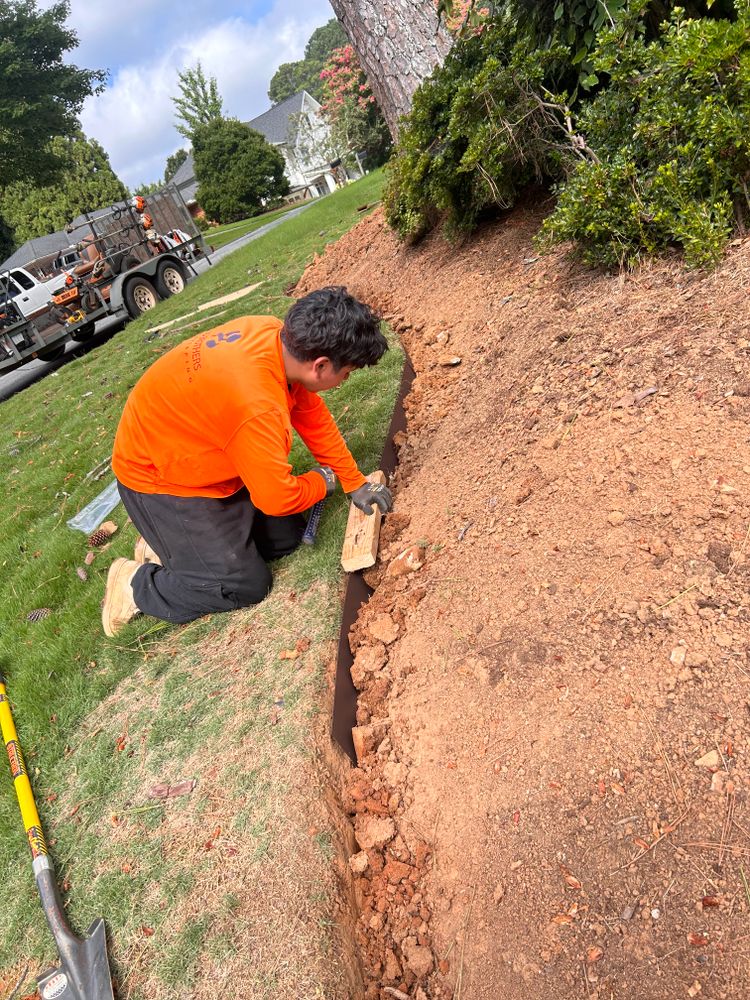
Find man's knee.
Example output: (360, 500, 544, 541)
(228, 561, 273, 608)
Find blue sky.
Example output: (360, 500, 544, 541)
(47, 0, 335, 190)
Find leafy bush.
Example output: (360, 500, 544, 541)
(540, 1, 750, 267)
(386, 0, 747, 268)
(383, 20, 570, 241)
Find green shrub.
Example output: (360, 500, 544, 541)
(540, 1, 750, 267)
(384, 20, 570, 241)
(386, 0, 747, 268)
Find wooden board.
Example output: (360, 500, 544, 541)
(341, 470, 386, 572)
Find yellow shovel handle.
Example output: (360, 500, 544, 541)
(0, 678, 48, 859)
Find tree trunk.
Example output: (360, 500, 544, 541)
(329, 0, 453, 140)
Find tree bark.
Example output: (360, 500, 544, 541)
(329, 0, 453, 140)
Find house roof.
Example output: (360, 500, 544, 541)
(1, 232, 71, 272)
(245, 90, 320, 145)
(170, 154, 198, 203)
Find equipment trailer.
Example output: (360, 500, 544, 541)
(0, 187, 207, 375)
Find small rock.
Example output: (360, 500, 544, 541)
(435, 330, 450, 346)
(670, 646, 687, 666)
(685, 652, 707, 667)
(368, 613, 399, 645)
(383, 948, 402, 982)
(402, 939, 434, 979)
(696, 750, 720, 769)
(384, 859, 414, 883)
(493, 883, 506, 903)
(355, 815, 396, 851)
(383, 760, 408, 786)
(388, 545, 426, 578)
(438, 355, 462, 367)
(348, 851, 370, 874)
(710, 771, 726, 794)
(608, 511, 626, 526)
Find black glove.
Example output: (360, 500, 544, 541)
(349, 480, 393, 515)
(311, 465, 337, 497)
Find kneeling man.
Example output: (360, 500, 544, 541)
(102, 285, 392, 636)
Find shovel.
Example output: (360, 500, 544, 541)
(0, 675, 115, 1000)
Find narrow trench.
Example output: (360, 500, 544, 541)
(313, 346, 440, 1000)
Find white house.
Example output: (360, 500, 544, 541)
(171, 90, 359, 216)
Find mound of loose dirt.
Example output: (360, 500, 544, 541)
(298, 201, 750, 1000)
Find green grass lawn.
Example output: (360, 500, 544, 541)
(205, 203, 305, 250)
(0, 169, 399, 999)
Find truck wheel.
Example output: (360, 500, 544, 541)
(70, 322, 96, 342)
(124, 277, 160, 318)
(155, 260, 186, 297)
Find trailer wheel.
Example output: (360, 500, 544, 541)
(118, 254, 141, 274)
(70, 322, 96, 342)
(124, 277, 160, 317)
(155, 260, 186, 298)
(39, 344, 66, 363)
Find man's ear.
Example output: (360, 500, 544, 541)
(311, 357, 333, 378)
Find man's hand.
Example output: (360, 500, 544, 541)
(311, 465, 337, 497)
(348, 481, 393, 515)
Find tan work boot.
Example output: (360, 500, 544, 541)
(134, 536, 162, 566)
(102, 558, 141, 637)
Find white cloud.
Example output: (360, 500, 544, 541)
(50, 0, 335, 189)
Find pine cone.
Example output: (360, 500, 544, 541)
(87, 520, 118, 548)
(27, 608, 52, 622)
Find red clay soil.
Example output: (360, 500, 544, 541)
(297, 199, 750, 1000)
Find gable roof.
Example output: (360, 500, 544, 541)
(1, 232, 71, 272)
(245, 90, 320, 145)
(170, 153, 198, 203)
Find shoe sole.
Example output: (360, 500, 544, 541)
(102, 558, 137, 637)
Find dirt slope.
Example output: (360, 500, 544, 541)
(299, 200, 750, 1000)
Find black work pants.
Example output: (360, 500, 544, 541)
(117, 482, 305, 624)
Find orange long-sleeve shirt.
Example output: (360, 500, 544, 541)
(112, 315, 366, 515)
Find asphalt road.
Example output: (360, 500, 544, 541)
(0, 202, 313, 403)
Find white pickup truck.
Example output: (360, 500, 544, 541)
(0, 265, 67, 319)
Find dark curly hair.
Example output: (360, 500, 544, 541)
(282, 286, 388, 370)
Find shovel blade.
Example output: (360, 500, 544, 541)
(37, 918, 114, 1000)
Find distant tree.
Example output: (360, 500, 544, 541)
(0, 215, 14, 261)
(134, 180, 161, 197)
(0, 132, 128, 244)
(0, 1, 105, 187)
(268, 62, 309, 105)
(164, 148, 189, 182)
(268, 18, 348, 104)
(172, 62, 224, 143)
(193, 118, 289, 223)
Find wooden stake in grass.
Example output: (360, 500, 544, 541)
(341, 470, 386, 572)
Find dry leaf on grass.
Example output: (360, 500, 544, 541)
(148, 779, 196, 800)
